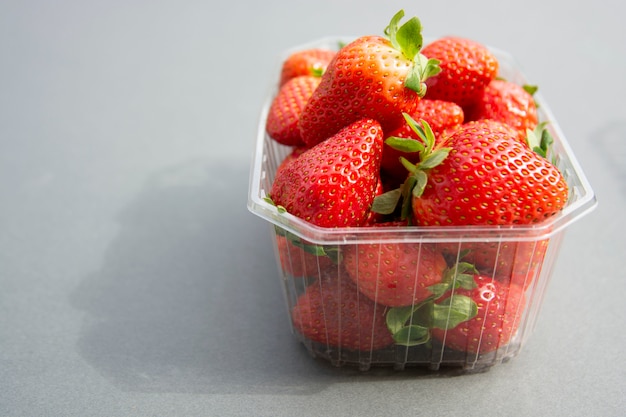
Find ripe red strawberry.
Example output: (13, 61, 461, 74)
(386, 99, 465, 140)
(266, 75, 321, 146)
(381, 99, 464, 182)
(298, 10, 441, 147)
(408, 120, 569, 226)
(275, 234, 334, 277)
(363, 178, 386, 225)
(269, 118, 383, 227)
(279, 48, 336, 86)
(457, 118, 526, 145)
(504, 241, 549, 290)
(430, 275, 526, 354)
(465, 79, 538, 140)
(422, 37, 499, 107)
(343, 238, 448, 307)
(441, 239, 549, 290)
(275, 147, 307, 177)
(291, 266, 395, 351)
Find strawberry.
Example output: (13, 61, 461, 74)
(386, 99, 465, 140)
(441, 239, 549, 290)
(342, 238, 448, 307)
(279, 48, 336, 86)
(402, 120, 569, 226)
(492, 239, 549, 290)
(381, 99, 464, 183)
(269, 118, 384, 227)
(458, 118, 527, 145)
(291, 266, 395, 351)
(422, 37, 499, 107)
(275, 147, 307, 177)
(363, 178, 386, 225)
(430, 274, 526, 354)
(275, 233, 333, 277)
(298, 10, 441, 147)
(266, 75, 321, 146)
(465, 79, 539, 140)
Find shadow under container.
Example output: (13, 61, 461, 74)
(248, 38, 597, 372)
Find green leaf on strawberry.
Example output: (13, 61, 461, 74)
(385, 291, 478, 347)
(392, 325, 431, 346)
(386, 10, 422, 60)
(386, 305, 418, 335)
(526, 121, 554, 159)
(430, 275, 526, 354)
(310, 67, 324, 78)
(400, 174, 419, 220)
(407, 54, 442, 97)
(523, 84, 539, 96)
(264, 196, 286, 213)
(384, 259, 481, 347)
(372, 115, 450, 221)
(386, 302, 432, 346)
(370, 188, 402, 215)
(431, 294, 478, 330)
(273, 227, 342, 264)
(384, 136, 426, 154)
(415, 149, 450, 171)
(384, 10, 441, 97)
(287, 234, 328, 257)
(428, 261, 478, 299)
(449, 262, 480, 290)
(399, 154, 429, 197)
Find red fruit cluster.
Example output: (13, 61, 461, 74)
(263, 10, 569, 356)
(291, 266, 395, 352)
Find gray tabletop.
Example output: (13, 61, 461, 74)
(1, 1, 624, 416)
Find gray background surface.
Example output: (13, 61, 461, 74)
(1, 1, 624, 416)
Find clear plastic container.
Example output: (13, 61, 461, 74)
(248, 37, 597, 372)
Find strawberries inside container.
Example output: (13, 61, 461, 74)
(248, 36, 597, 372)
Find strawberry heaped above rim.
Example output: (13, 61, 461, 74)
(269, 118, 384, 228)
(298, 10, 441, 148)
(372, 114, 569, 226)
(262, 9, 576, 233)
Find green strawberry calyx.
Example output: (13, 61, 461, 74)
(265, 197, 342, 262)
(428, 261, 479, 298)
(526, 121, 554, 159)
(384, 10, 441, 97)
(523, 84, 539, 96)
(310, 66, 325, 78)
(264, 196, 287, 213)
(386, 262, 479, 347)
(371, 113, 450, 222)
(274, 226, 342, 264)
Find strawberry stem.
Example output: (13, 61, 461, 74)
(523, 84, 538, 96)
(264, 196, 287, 213)
(385, 261, 481, 346)
(372, 114, 450, 220)
(407, 54, 441, 97)
(526, 122, 554, 159)
(384, 10, 441, 96)
(310, 66, 324, 78)
(276, 228, 342, 263)
(370, 188, 402, 215)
